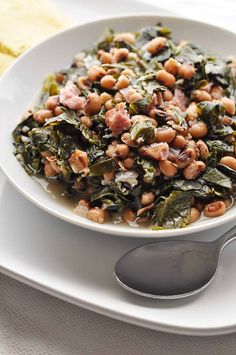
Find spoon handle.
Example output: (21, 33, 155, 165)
(216, 224, 236, 250)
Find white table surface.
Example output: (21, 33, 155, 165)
(1, 0, 236, 354)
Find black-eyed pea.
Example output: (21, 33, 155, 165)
(104, 99, 114, 111)
(183, 160, 206, 180)
(100, 92, 113, 104)
(186, 102, 198, 121)
(33, 109, 53, 124)
(100, 75, 117, 90)
(121, 132, 137, 147)
(159, 160, 177, 177)
(87, 65, 106, 82)
(114, 92, 123, 103)
(116, 75, 130, 90)
(196, 139, 209, 158)
(123, 157, 135, 169)
(146, 37, 167, 54)
(121, 69, 136, 77)
(163, 89, 174, 101)
(87, 208, 106, 224)
(114, 32, 135, 44)
(221, 97, 235, 115)
(189, 121, 208, 138)
(85, 93, 101, 114)
(54, 106, 64, 116)
(81, 115, 93, 128)
(172, 135, 187, 149)
(164, 58, 181, 75)
(122, 209, 136, 222)
(189, 207, 201, 223)
(219, 156, 236, 170)
(191, 90, 212, 102)
(113, 48, 129, 63)
(115, 144, 130, 158)
(203, 201, 226, 217)
(156, 69, 176, 88)
(45, 95, 59, 111)
(100, 52, 113, 64)
(129, 91, 143, 103)
(211, 85, 224, 100)
(141, 192, 155, 206)
(178, 63, 196, 79)
(155, 126, 176, 143)
(107, 68, 121, 76)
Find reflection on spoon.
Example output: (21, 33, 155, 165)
(114, 225, 236, 299)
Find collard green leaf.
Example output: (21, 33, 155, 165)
(96, 28, 114, 51)
(202, 168, 232, 189)
(175, 45, 200, 64)
(91, 185, 130, 212)
(89, 158, 118, 176)
(173, 179, 213, 197)
(130, 120, 155, 142)
(217, 164, 236, 180)
(137, 158, 156, 184)
(129, 96, 152, 115)
(205, 140, 234, 167)
(45, 109, 100, 145)
(45, 110, 80, 127)
(155, 45, 172, 62)
(79, 124, 100, 145)
(151, 191, 191, 228)
(198, 101, 228, 138)
(12, 115, 39, 141)
(205, 59, 230, 86)
(87, 145, 104, 162)
(198, 101, 224, 128)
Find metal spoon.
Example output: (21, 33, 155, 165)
(114, 224, 236, 299)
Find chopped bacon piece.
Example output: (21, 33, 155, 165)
(139, 142, 169, 161)
(69, 149, 88, 174)
(105, 103, 131, 136)
(59, 80, 85, 110)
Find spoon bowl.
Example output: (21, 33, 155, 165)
(115, 225, 236, 299)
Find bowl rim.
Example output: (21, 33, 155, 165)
(0, 13, 236, 238)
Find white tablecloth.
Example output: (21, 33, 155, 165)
(1, 0, 236, 354)
(2, 273, 236, 355)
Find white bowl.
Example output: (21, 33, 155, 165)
(0, 14, 235, 238)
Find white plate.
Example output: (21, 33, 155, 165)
(0, 169, 236, 336)
(0, 14, 235, 237)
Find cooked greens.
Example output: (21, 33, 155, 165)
(13, 24, 236, 228)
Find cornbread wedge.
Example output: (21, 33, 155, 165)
(0, 0, 72, 73)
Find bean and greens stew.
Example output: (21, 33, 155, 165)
(13, 24, 236, 228)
